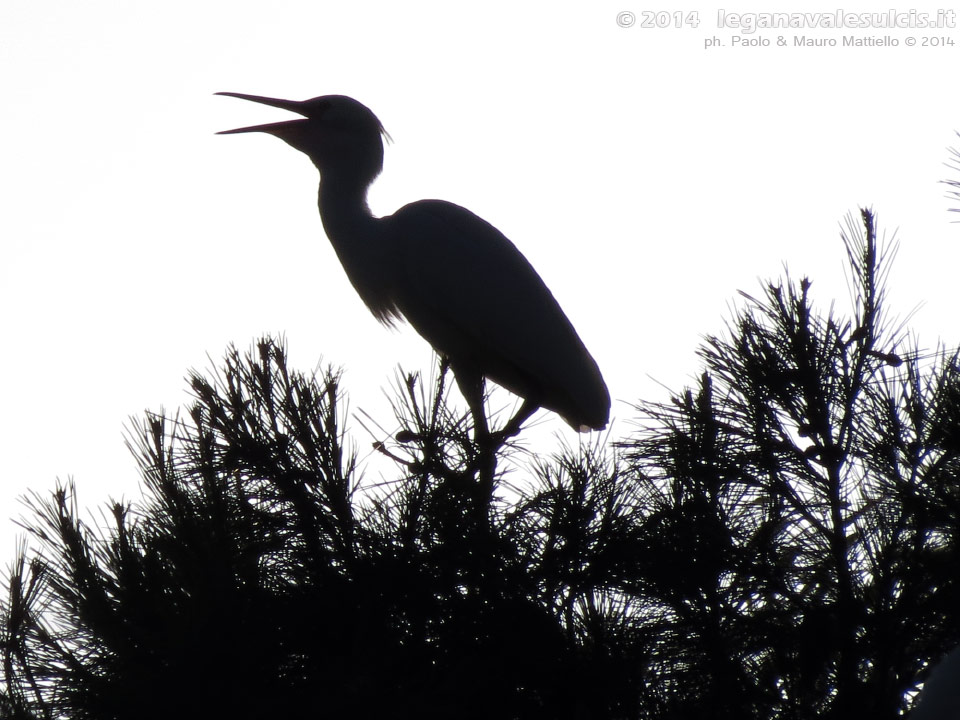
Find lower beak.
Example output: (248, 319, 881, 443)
(216, 119, 308, 136)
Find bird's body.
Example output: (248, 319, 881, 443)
(912, 645, 960, 719)
(218, 92, 609, 434)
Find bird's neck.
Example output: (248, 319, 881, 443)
(317, 175, 377, 242)
(316, 174, 398, 323)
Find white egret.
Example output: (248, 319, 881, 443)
(217, 92, 610, 439)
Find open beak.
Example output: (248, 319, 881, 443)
(215, 92, 307, 135)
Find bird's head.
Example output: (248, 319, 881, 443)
(217, 92, 390, 186)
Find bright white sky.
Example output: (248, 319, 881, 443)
(1, 1, 959, 564)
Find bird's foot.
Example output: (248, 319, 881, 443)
(395, 429, 421, 444)
(488, 400, 538, 445)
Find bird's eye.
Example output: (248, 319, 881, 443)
(301, 97, 331, 118)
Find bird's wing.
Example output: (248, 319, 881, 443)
(383, 200, 609, 429)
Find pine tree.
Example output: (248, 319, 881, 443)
(2, 210, 958, 719)
(619, 209, 960, 718)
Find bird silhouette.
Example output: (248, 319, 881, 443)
(217, 92, 610, 440)
(912, 645, 960, 719)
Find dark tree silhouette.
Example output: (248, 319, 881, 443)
(944, 131, 960, 220)
(2, 209, 959, 719)
(619, 210, 960, 719)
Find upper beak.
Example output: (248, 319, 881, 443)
(215, 92, 306, 135)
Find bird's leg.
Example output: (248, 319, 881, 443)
(465, 387, 496, 483)
(468, 395, 491, 442)
(452, 368, 498, 502)
(451, 366, 490, 442)
(492, 399, 538, 443)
